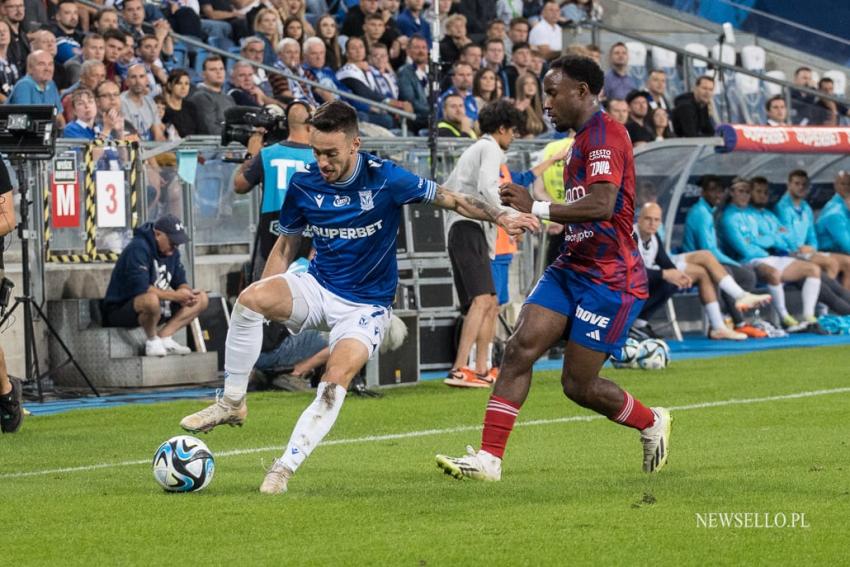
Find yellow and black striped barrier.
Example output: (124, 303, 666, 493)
(44, 140, 141, 263)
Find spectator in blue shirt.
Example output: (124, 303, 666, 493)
(7, 50, 67, 128)
(62, 88, 100, 139)
(302, 36, 341, 106)
(396, 0, 432, 47)
(438, 61, 478, 121)
(603, 42, 638, 101)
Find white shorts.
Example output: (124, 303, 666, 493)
(671, 253, 688, 273)
(279, 271, 391, 357)
(748, 256, 796, 273)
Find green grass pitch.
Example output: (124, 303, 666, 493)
(2, 346, 848, 565)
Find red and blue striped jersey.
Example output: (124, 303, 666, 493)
(552, 111, 648, 299)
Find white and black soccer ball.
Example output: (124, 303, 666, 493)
(153, 435, 215, 492)
(637, 338, 671, 370)
(611, 337, 642, 369)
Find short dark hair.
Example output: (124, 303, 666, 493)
(442, 92, 463, 110)
(140, 34, 158, 45)
(478, 99, 523, 135)
(308, 100, 359, 137)
(512, 41, 530, 54)
(103, 28, 127, 43)
(787, 169, 808, 181)
(700, 174, 723, 191)
(484, 38, 504, 50)
(818, 77, 833, 88)
(408, 33, 428, 46)
(765, 94, 784, 112)
(609, 41, 627, 53)
(549, 55, 604, 95)
(202, 55, 223, 70)
(122, 0, 142, 8)
(794, 66, 812, 76)
(461, 42, 481, 56)
(487, 19, 504, 30)
(695, 75, 715, 87)
(363, 12, 384, 23)
(750, 176, 768, 186)
(509, 17, 529, 29)
(83, 32, 103, 46)
(95, 7, 118, 22)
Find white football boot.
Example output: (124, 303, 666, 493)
(640, 407, 672, 473)
(180, 392, 247, 433)
(436, 445, 502, 481)
(260, 459, 292, 495)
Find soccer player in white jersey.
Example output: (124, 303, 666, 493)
(179, 100, 539, 494)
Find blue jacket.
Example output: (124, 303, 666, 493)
(751, 207, 795, 254)
(396, 63, 429, 122)
(718, 204, 770, 263)
(396, 9, 432, 46)
(104, 223, 187, 306)
(816, 194, 850, 254)
(682, 197, 739, 266)
(774, 192, 817, 250)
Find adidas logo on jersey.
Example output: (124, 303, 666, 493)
(585, 329, 601, 341)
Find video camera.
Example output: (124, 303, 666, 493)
(221, 105, 288, 148)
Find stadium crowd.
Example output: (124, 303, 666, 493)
(0, 0, 845, 142)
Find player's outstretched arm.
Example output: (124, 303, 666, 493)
(261, 234, 303, 279)
(433, 186, 540, 236)
(501, 181, 618, 224)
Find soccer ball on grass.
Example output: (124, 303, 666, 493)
(153, 435, 215, 492)
(636, 338, 670, 370)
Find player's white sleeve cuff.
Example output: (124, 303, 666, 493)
(278, 225, 306, 235)
(422, 179, 438, 203)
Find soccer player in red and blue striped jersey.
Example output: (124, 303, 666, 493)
(437, 56, 672, 481)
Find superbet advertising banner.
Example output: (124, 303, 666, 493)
(717, 124, 850, 153)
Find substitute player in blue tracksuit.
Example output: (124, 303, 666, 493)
(180, 100, 539, 494)
(816, 172, 850, 288)
(682, 175, 765, 337)
(719, 178, 821, 331)
(771, 170, 850, 290)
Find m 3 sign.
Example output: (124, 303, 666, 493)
(51, 152, 80, 229)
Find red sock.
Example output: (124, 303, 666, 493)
(610, 390, 655, 430)
(480, 395, 521, 459)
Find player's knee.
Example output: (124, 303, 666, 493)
(763, 268, 781, 285)
(237, 283, 267, 314)
(808, 263, 821, 278)
(561, 372, 595, 405)
(320, 365, 352, 386)
(503, 333, 537, 366)
(693, 250, 711, 265)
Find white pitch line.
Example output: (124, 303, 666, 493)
(3, 386, 849, 480)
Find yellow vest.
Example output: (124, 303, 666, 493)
(437, 121, 477, 139)
(541, 137, 574, 204)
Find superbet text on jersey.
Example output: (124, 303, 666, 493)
(553, 111, 648, 298)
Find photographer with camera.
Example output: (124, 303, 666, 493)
(233, 99, 315, 281)
(0, 158, 23, 433)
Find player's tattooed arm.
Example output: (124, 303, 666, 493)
(262, 233, 303, 279)
(433, 186, 540, 235)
